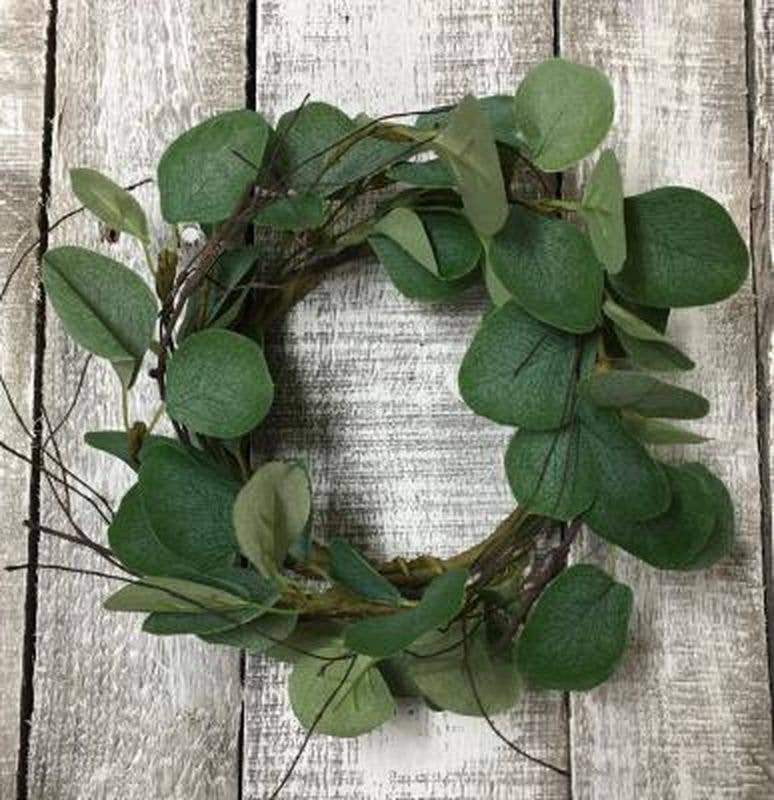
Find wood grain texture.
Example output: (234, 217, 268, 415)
(25, 3, 247, 798)
(0, 1, 48, 796)
(244, 2, 570, 798)
(562, 2, 774, 798)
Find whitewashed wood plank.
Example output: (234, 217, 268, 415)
(26, 3, 248, 798)
(562, 3, 774, 798)
(244, 2, 570, 798)
(0, 1, 48, 796)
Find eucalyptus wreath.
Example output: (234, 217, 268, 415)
(6, 58, 747, 791)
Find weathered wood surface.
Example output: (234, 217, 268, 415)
(243, 2, 570, 798)
(24, 2, 247, 798)
(564, 2, 774, 798)
(0, 1, 772, 799)
(0, 2, 48, 798)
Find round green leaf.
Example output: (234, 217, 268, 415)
(139, 442, 240, 570)
(387, 159, 455, 188)
(368, 233, 475, 302)
(610, 187, 749, 308)
(505, 423, 597, 521)
(407, 623, 522, 716)
(679, 464, 735, 569)
(578, 371, 709, 419)
(42, 246, 157, 387)
(70, 167, 149, 241)
(584, 463, 718, 570)
(158, 110, 270, 223)
(459, 302, 591, 429)
(489, 206, 603, 334)
(516, 564, 633, 690)
(166, 329, 274, 439)
(581, 150, 626, 272)
(289, 653, 395, 738)
(513, 59, 614, 172)
(344, 569, 468, 658)
(233, 461, 312, 579)
(373, 207, 439, 275)
(421, 210, 482, 280)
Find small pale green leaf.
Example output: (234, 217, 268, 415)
(407, 623, 522, 716)
(516, 564, 633, 690)
(579, 371, 709, 419)
(289, 652, 395, 737)
(432, 95, 508, 236)
(328, 539, 403, 606)
(610, 188, 749, 308)
(104, 576, 247, 613)
(158, 110, 270, 223)
(166, 329, 274, 439)
(459, 301, 592, 429)
(484, 256, 511, 306)
(344, 569, 468, 658)
(513, 59, 614, 172)
(373, 208, 439, 275)
(581, 150, 626, 272)
(70, 167, 149, 241)
(139, 442, 240, 570)
(253, 193, 326, 230)
(489, 206, 603, 334)
(233, 461, 312, 579)
(42, 246, 157, 387)
(621, 414, 709, 445)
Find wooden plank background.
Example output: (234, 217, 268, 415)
(0, 1, 772, 798)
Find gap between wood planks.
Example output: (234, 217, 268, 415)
(745, 0, 774, 736)
(14, 2, 58, 799)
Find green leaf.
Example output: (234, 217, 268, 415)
(421, 211, 482, 280)
(407, 623, 522, 716)
(158, 110, 270, 223)
(459, 301, 592, 429)
(516, 564, 633, 690)
(415, 95, 522, 150)
(104, 576, 247, 613)
(581, 150, 626, 272)
(610, 188, 749, 308)
(513, 58, 614, 172)
(200, 613, 298, 652)
(621, 414, 709, 445)
(678, 464, 735, 569)
(143, 605, 262, 636)
(579, 371, 709, 419)
(368, 233, 475, 302)
(616, 328, 694, 372)
(139, 442, 240, 570)
(289, 652, 395, 737)
(432, 95, 508, 236)
(42, 246, 157, 388)
(505, 423, 597, 521)
(70, 167, 149, 241)
(265, 621, 345, 664)
(484, 256, 511, 306)
(276, 102, 411, 195)
(233, 461, 312, 579)
(387, 159, 455, 188)
(373, 208, 439, 275)
(489, 206, 603, 334)
(328, 539, 403, 606)
(578, 401, 671, 521)
(584, 463, 719, 569)
(344, 569, 468, 658)
(253, 193, 326, 230)
(84, 430, 173, 471)
(166, 329, 274, 439)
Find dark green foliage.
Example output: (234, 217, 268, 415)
(328, 539, 403, 606)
